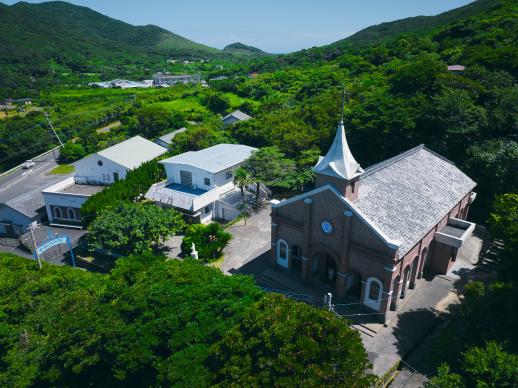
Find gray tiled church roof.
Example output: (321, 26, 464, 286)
(354, 145, 476, 257)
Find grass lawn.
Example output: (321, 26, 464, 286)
(49, 164, 75, 174)
(223, 92, 259, 109)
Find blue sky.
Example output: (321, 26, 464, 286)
(3, 0, 474, 53)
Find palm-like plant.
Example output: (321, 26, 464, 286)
(233, 167, 253, 205)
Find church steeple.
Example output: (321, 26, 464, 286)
(313, 120, 363, 200)
(313, 120, 363, 180)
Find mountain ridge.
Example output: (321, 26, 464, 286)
(329, 0, 504, 49)
(223, 42, 269, 56)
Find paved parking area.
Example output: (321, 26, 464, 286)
(221, 207, 271, 274)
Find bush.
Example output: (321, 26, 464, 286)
(88, 202, 185, 255)
(181, 223, 232, 261)
(81, 160, 164, 225)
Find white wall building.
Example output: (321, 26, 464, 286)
(42, 136, 167, 226)
(146, 144, 257, 223)
(42, 177, 105, 226)
(74, 136, 167, 185)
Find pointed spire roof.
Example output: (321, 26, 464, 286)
(313, 121, 364, 180)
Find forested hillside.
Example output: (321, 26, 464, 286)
(0, 1, 220, 95)
(223, 42, 269, 57)
(333, 0, 505, 48)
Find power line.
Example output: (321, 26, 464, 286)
(44, 112, 64, 147)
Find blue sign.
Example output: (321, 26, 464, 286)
(321, 221, 333, 234)
(34, 230, 76, 267)
(36, 236, 68, 256)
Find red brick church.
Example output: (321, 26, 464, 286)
(270, 120, 476, 321)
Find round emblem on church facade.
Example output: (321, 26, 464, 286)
(321, 221, 333, 234)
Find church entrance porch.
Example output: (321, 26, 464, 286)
(312, 252, 337, 285)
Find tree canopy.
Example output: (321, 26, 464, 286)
(88, 202, 185, 255)
(0, 253, 374, 387)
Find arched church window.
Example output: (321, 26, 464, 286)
(276, 239, 289, 268)
(369, 280, 380, 300)
(364, 277, 383, 311)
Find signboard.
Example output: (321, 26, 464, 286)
(36, 236, 68, 256)
(33, 230, 76, 267)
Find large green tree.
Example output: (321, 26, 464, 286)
(244, 147, 295, 207)
(88, 202, 185, 255)
(428, 342, 518, 388)
(209, 293, 375, 387)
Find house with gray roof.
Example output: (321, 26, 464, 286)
(146, 144, 257, 223)
(74, 135, 167, 185)
(40, 136, 167, 227)
(0, 176, 65, 237)
(154, 128, 187, 149)
(222, 109, 252, 125)
(269, 120, 476, 322)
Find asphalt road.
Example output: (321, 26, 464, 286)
(0, 149, 67, 203)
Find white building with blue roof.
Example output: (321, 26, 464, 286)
(146, 144, 257, 223)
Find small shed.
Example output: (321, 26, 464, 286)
(221, 110, 252, 126)
(155, 128, 187, 149)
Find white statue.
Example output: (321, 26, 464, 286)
(190, 243, 199, 260)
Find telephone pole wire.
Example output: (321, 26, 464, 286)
(44, 112, 64, 148)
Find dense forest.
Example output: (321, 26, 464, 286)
(0, 253, 374, 386)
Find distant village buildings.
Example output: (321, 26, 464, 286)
(152, 73, 201, 87)
(88, 79, 153, 89)
(447, 65, 466, 73)
(154, 128, 187, 149)
(270, 121, 476, 322)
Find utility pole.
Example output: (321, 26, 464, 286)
(28, 222, 42, 270)
(44, 112, 64, 148)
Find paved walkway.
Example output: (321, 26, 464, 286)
(221, 207, 271, 274)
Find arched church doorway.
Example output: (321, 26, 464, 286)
(344, 270, 362, 297)
(313, 252, 337, 285)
